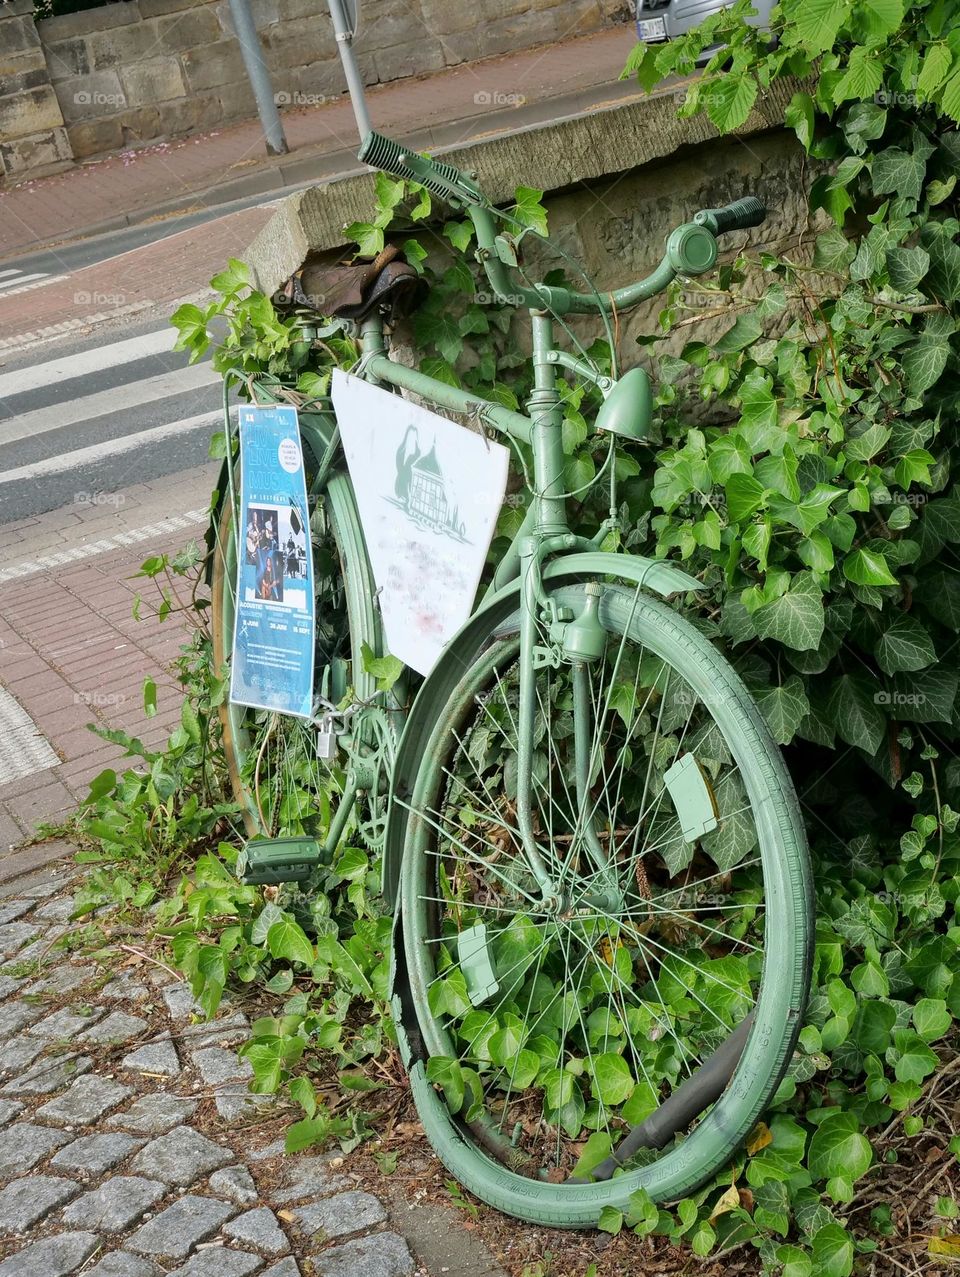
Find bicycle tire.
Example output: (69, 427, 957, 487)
(398, 581, 813, 1226)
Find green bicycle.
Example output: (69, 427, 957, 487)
(209, 133, 814, 1227)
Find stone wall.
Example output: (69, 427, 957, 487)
(32, 0, 629, 163)
(0, 0, 73, 179)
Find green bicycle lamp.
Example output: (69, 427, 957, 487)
(595, 366, 653, 441)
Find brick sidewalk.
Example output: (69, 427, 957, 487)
(0, 202, 274, 353)
(0, 468, 214, 850)
(0, 25, 636, 261)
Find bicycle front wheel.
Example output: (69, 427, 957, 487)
(399, 581, 813, 1226)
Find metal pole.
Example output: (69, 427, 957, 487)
(327, 0, 372, 142)
(228, 0, 288, 156)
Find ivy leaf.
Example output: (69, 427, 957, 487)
(814, 227, 856, 273)
(715, 312, 764, 353)
(754, 676, 811, 745)
(426, 1056, 465, 1113)
(443, 220, 473, 253)
(598, 1205, 623, 1235)
(808, 1112, 873, 1183)
(344, 221, 385, 258)
(360, 641, 403, 692)
(706, 74, 758, 132)
(843, 547, 898, 586)
(872, 146, 928, 202)
(885, 245, 930, 293)
(828, 674, 886, 754)
(921, 222, 960, 300)
(509, 186, 548, 237)
(902, 314, 954, 396)
(874, 614, 936, 674)
(725, 472, 766, 522)
(913, 998, 952, 1043)
(752, 573, 826, 651)
(590, 1053, 635, 1106)
(811, 1222, 855, 1277)
(267, 919, 316, 967)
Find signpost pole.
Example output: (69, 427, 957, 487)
(228, 0, 288, 155)
(326, 0, 373, 141)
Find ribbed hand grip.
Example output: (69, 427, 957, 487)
(711, 196, 767, 232)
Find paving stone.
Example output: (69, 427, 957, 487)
(249, 1139, 286, 1162)
(0, 921, 39, 956)
(0, 1229, 99, 1277)
(0, 900, 35, 925)
(34, 896, 77, 923)
(0, 999, 42, 1035)
(85, 1252, 163, 1277)
(209, 1164, 259, 1204)
(2, 1053, 92, 1095)
(126, 1193, 235, 1259)
(224, 1206, 289, 1255)
(52, 1131, 145, 1175)
(0, 1174, 80, 1233)
(192, 1046, 251, 1086)
(0, 1120, 72, 1176)
(0, 976, 24, 1000)
(262, 1262, 300, 1277)
(102, 977, 150, 1002)
(272, 1156, 349, 1203)
(212, 1089, 275, 1122)
(292, 1190, 386, 1240)
(310, 1231, 413, 1277)
(181, 1013, 250, 1046)
(0, 1034, 44, 1074)
(167, 1246, 260, 1277)
(0, 1100, 23, 1127)
(36, 1074, 132, 1125)
(167, 1250, 264, 1277)
(12, 926, 67, 963)
(131, 1125, 232, 1185)
(62, 1175, 168, 1232)
(162, 984, 205, 1019)
(106, 1094, 196, 1135)
(27, 1006, 103, 1040)
(121, 1041, 180, 1076)
(24, 965, 96, 996)
(78, 1011, 148, 1045)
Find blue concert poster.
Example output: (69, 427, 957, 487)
(229, 404, 315, 718)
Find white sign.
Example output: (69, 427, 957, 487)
(332, 370, 510, 676)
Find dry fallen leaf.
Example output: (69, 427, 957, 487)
(709, 1183, 741, 1222)
(746, 1122, 773, 1155)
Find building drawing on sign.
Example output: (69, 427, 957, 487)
(390, 425, 468, 542)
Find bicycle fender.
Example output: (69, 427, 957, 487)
(381, 550, 704, 908)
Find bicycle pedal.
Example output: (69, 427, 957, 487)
(237, 837, 324, 885)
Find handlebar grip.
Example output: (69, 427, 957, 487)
(695, 197, 767, 234)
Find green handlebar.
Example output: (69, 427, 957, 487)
(356, 131, 762, 315)
(694, 197, 767, 235)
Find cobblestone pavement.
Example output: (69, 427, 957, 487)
(0, 853, 427, 1277)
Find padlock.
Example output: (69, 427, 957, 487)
(315, 713, 337, 760)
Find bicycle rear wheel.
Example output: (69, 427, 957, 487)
(398, 580, 812, 1226)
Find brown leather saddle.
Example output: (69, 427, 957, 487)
(277, 244, 424, 321)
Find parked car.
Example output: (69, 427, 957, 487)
(635, 0, 775, 51)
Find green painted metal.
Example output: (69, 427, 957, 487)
(398, 582, 813, 1225)
(211, 132, 812, 1225)
(664, 753, 720, 843)
(238, 837, 324, 884)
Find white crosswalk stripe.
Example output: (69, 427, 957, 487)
(0, 266, 67, 298)
(0, 320, 225, 524)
